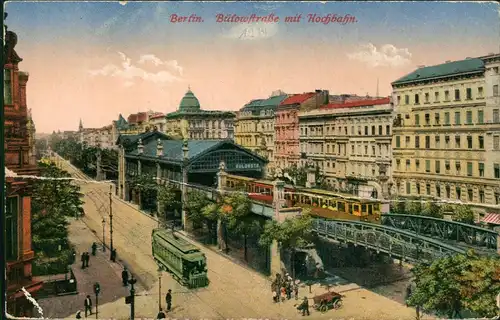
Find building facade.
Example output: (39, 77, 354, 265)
(4, 23, 43, 317)
(165, 88, 236, 140)
(274, 90, 329, 169)
(392, 55, 500, 214)
(234, 93, 287, 166)
(79, 119, 116, 149)
(298, 98, 393, 198)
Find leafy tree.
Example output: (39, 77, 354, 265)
(129, 174, 158, 210)
(408, 250, 500, 318)
(283, 164, 307, 187)
(390, 198, 407, 214)
(452, 205, 475, 224)
(184, 190, 212, 227)
(405, 200, 423, 215)
(259, 211, 313, 277)
(157, 184, 181, 218)
(422, 202, 443, 218)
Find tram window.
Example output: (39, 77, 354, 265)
(368, 205, 373, 215)
(354, 205, 360, 213)
(338, 201, 345, 212)
(361, 204, 367, 213)
(373, 204, 379, 211)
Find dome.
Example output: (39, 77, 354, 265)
(178, 89, 201, 111)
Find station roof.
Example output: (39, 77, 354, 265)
(116, 131, 171, 149)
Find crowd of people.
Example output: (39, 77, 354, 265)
(270, 272, 310, 316)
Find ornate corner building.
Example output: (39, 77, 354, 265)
(4, 21, 43, 316)
(391, 54, 500, 215)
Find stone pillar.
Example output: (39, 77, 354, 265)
(181, 139, 189, 230)
(156, 162, 162, 219)
(216, 161, 228, 250)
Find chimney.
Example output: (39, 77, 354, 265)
(138, 138, 144, 155)
(156, 138, 163, 157)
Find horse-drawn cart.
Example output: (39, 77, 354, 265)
(313, 291, 343, 313)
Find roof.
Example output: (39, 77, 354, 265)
(240, 95, 288, 112)
(482, 213, 500, 225)
(128, 112, 149, 124)
(126, 139, 268, 165)
(392, 58, 485, 85)
(321, 97, 391, 109)
(149, 113, 165, 120)
(179, 89, 201, 111)
(280, 92, 316, 106)
(165, 109, 236, 119)
(116, 131, 170, 148)
(114, 114, 129, 130)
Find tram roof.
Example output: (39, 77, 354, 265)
(155, 229, 200, 254)
(301, 188, 379, 202)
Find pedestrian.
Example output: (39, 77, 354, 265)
(84, 295, 92, 317)
(272, 290, 277, 303)
(286, 282, 292, 300)
(81, 253, 86, 269)
(91, 242, 97, 256)
(111, 248, 117, 262)
(122, 267, 129, 287)
(84, 252, 90, 267)
(300, 297, 310, 316)
(75, 310, 82, 319)
(157, 308, 166, 319)
(280, 286, 286, 302)
(294, 281, 299, 300)
(166, 289, 172, 312)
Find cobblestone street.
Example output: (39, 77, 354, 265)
(53, 157, 432, 320)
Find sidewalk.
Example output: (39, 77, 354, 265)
(38, 219, 132, 319)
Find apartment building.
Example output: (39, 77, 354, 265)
(392, 54, 500, 213)
(298, 98, 393, 198)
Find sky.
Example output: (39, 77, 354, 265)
(4, 1, 500, 133)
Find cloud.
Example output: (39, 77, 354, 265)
(347, 43, 412, 67)
(222, 22, 278, 40)
(138, 54, 183, 76)
(88, 52, 183, 86)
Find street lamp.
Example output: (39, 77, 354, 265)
(102, 218, 106, 252)
(157, 268, 162, 311)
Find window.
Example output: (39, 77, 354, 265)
(436, 185, 441, 198)
(478, 87, 484, 98)
(405, 95, 409, 104)
(496, 193, 500, 205)
(425, 113, 430, 125)
(371, 126, 375, 135)
(494, 85, 499, 97)
(425, 93, 429, 103)
(495, 164, 500, 179)
(425, 160, 431, 173)
(456, 161, 461, 173)
(455, 136, 461, 148)
(495, 67, 499, 74)
(445, 90, 450, 101)
(479, 163, 484, 177)
(415, 136, 420, 148)
(364, 126, 368, 135)
(416, 159, 420, 170)
(444, 112, 450, 125)
(494, 136, 500, 150)
(479, 136, 484, 149)
(494, 109, 500, 123)
(386, 125, 390, 135)
(397, 95, 401, 104)
(467, 136, 472, 149)
(351, 145, 355, 154)
(396, 159, 401, 170)
(406, 159, 410, 170)
(435, 135, 440, 148)
(435, 160, 440, 173)
(378, 125, 382, 135)
(372, 146, 375, 155)
(425, 136, 430, 149)
(467, 189, 473, 202)
(455, 112, 461, 125)
(415, 114, 420, 126)
(466, 88, 472, 100)
(479, 189, 485, 203)
(405, 136, 410, 146)
(416, 183, 421, 195)
(406, 182, 411, 194)
(4, 69, 12, 105)
(415, 94, 420, 104)
(466, 111, 472, 124)
(435, 91, 439, 102)
(454, 89, 460, 101)
(6, 197, 18, 261)
(446, 185, 451, 198)
(456, 187, 461, 200)
(365, 146, 368, 155)
(467, 162, 473, 176)
(478, 110, 484, 124)
(435, 113, 440, 125)
(396, 136, 401, 148)
(426, 184, 431, 195)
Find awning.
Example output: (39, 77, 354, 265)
(482, 213, 500, 225)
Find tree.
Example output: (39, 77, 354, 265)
(157, 184, 180, 218)
(259, 211, 314, 277)
(390, 198, 407, 214)
(408, 250, 500, 318)
(283, 164, 307, 187)
(422, 202, 443, 218)
(405, 200, 423, 215)
(184, 190, 212, 227)
(453, 205, 475, 224)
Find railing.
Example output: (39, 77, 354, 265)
(381, 214, 498, 252)
(312, 218, 467, 264)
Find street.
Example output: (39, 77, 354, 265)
(53, 155, 430, 320)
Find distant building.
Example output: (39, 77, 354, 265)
(298, 97, 393, 198)
(234, 92, 288, 168)
(274, 90, 330, 169)
(392, 54, 500, 215)
(78, 119, 116, 149)
(4, 21, 43, 317)
(165, 88, 236, 140)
